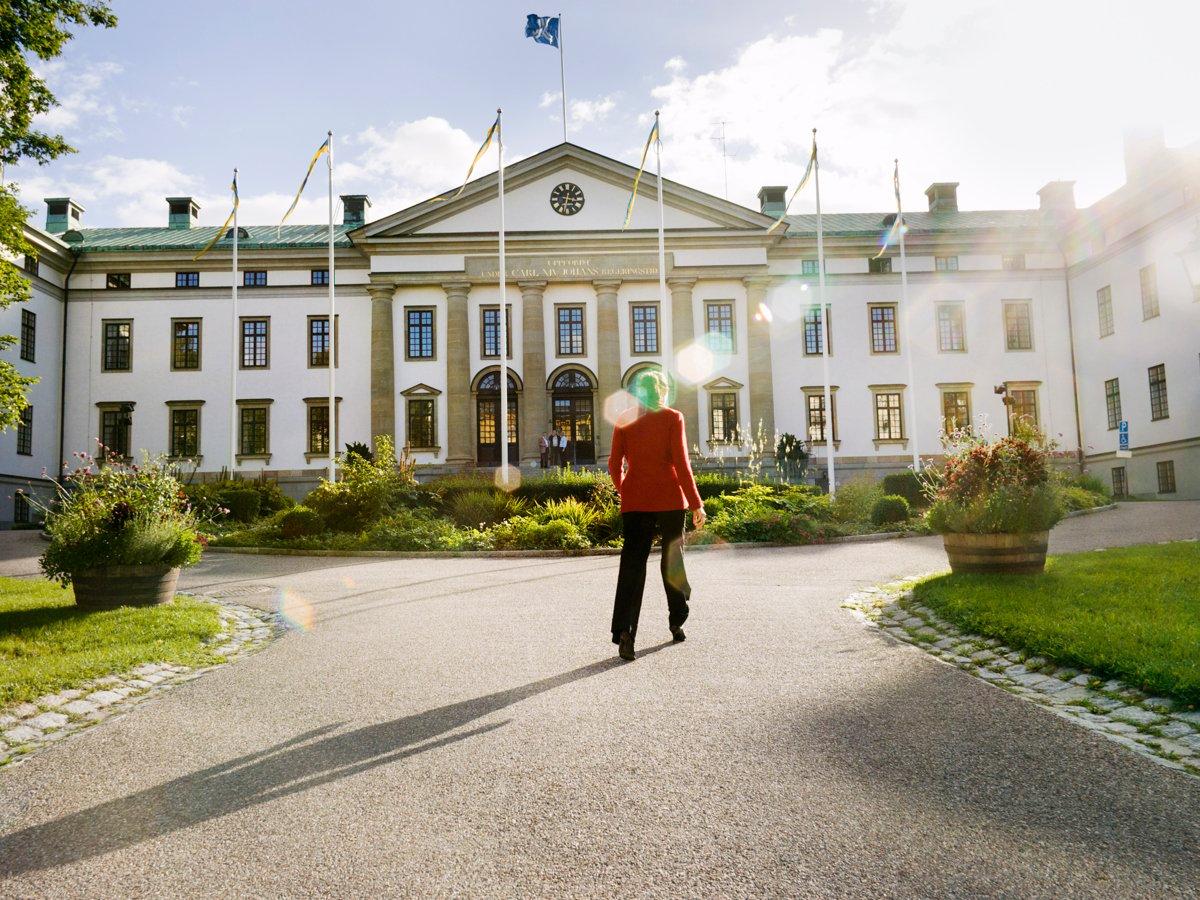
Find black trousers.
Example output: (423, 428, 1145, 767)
(611, 510, 691, 642)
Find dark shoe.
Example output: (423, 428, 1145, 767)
(670, 625, 686, 643)
(618, 629, 635, 661)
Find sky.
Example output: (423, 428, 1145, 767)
(12, 0, 1200, 229)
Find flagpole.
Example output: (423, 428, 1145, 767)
(229, 168, 238, 476)
(558, 13, 567, 143)
(655, 111, 666, 310)
(497, 109, 508, 484)
(895, 159, 920, 469)
(327, 130, 336, 482)
(813, 130, 835, 497)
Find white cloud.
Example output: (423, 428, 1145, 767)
(170, 105, 193, 128)
(569, 95, 616, 125)
(648, 0, 1200, 213)
(34, 60, 123, 139)
(664, 56, 687, 73)
(539, 91, 560, 109)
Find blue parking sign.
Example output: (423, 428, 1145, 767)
(1119, 420, 1129, 451)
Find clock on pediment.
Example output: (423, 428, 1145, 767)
(550, 182, 585, 216)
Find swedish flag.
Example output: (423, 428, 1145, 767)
(434, 114, 501, 203)
(622, 117, 659, 230)
(279, 137, 330, 232)
(193, 170, 240, 261)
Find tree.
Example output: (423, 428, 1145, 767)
(0, 1, 116, 430)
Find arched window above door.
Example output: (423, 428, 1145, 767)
(552, 370, 593, 392)
(476, 372, 520, 394)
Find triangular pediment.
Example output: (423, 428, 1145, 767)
(703, 376, 744, 391)
(355, 143, 775, 240)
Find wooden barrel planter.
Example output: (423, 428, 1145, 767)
(942, 531, 1049, 575)
(72, 565, 181, 610)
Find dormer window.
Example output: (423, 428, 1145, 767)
(107, 273, 132, 290)
(243, 270, 268, 288)
(176, 271, 200, 288)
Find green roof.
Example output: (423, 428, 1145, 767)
(62, 224, 355, 252)
(782, 209, 1047, 237)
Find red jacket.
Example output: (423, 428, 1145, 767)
(608, 407, 703, 513)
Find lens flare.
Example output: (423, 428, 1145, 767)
(494, 465, 522, 492)
(675, 343, 715, 384)
(603, 389, 640, 427)
(276, 587, 314, 632)
(756, 302, 773, 324)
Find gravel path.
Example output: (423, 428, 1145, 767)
(0, 501, 1197, 897)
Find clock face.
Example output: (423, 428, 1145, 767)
(550, 182, 585, 216)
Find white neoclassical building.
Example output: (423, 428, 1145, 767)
(2, 131, 1198, 522)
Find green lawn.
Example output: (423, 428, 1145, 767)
(0, 577, 224, 707)
(912, 541, 1200, 706)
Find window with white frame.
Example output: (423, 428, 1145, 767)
(936, 303, 965, 352)
(1096, 285, 1114, 337)
(1003, 300, 1033, 350)
(1104, 378, 1121, 430)
(1139, 264, 1160, 319)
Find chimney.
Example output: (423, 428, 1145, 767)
(757, 185, 787, 217)
(1037, 181, 1076, 216)
(1123, 126, 1166, 183)
(166, 197, 200, 229)
(924, 182, 959, 213)
(44, 197, 84, 234)
(341, 194, 371, 227)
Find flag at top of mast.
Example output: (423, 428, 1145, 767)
(525, 14, 559, 46)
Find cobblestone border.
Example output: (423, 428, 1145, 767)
(842, 579, 1200, 778)
(0, 599, 279, 771)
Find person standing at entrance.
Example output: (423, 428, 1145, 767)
(549, 428, 563, 467)
(538, 430, 550, 469)
(608, 370, 705, 661)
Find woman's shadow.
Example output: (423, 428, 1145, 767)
(0, 642, 671, 877)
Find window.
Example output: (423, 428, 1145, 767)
(1148, 363, 1169, 420)
(1156, 460, 1176, 494)
(1003, 300, 1033, 350)
(556, 305, 585, 356)
(175, 271, 199, 288)
(940, 389, 971, 434)
(481, 305, 512, 359)
(1104, 378, 1122, 430)
(1096, 285, 1114, 337)
(238, 405, 270, 457)
(13, 492, 30, 524)
(1002, 254, 1025, 270)
(709, 392, 739, 443)
(705, 301, 735, 352)
(803, 305, 831, 356)
(874, 391, 904, 441)
(99, 405, 132, 458)
(801, 259, 820, 276)
(168, 407, 200, 458)
(1111, 466, 1127, 498)
(805, 392, 837, 443)
(308, 316, 338, 368)
(243, 270, 268, 288)
(20, 309, 35, 362)
(106, 272, 132, 290)
(1007, 387, 1039, 433)
(405, 308, 435, 360)
(935, 255, 959, 271)
(311, 268, 329, 286)
(307, 404, 330, 455)
(171, 319, 201, 370)
(630, 304, 659, 355)
(936, 303, 965, 352)
(240, 318, 269, 369)
(869, 303, 898, 353)
(1139, 264, 1159, 319)
(868, 257, 893, 274)
(23, 254, 38, 275)
(16, 406, 32, 456)
(102, 320, 132, 372)
(407, 398, 437, 449)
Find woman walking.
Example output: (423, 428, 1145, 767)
(608, 370, 705, 661)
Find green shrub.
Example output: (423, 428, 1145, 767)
(708, 507, 823, 544)
(512, 468, 613, 505)
(694, 472, 748, 500)
(881, 470, 926, 508)
(830, 479, 883, 524)
(534, 497, 599, 535)
(279, 506, 323, 539)
(870, 494, 912, 527)
(775, 432, 809, 482)
(927, 483, 1062, 534)
(220, 489, 262, 523)
(366, 509, 464, 551)
(447, 490, 524, 527)
(305, 481, 381, 532)
(1058, 469, 1111, 499)
(40, 453, 205, 586)
(247, 479, 295, 515)
(305, 435, 417, 531)
(428, 473, 501, 507)
(1060, 485, 1108, 512)
(489, 515, 591, 550)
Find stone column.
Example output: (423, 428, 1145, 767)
(593, 278, 622, 469)
(443, 281, 473, 468)
(368, 284, 396, 448)
(518, 280, 549, 465)
(668, 276, 700, 453)
(744, 275, 775, 446)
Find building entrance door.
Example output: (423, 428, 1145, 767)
(476, 372, 519, 466)
(551, 370, 595, 465)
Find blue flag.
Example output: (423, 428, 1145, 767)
(525, 14, 560, 47)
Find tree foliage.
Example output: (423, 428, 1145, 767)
(1, 1, 116, 429)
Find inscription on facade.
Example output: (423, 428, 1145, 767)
(470, 253, 669, 281)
